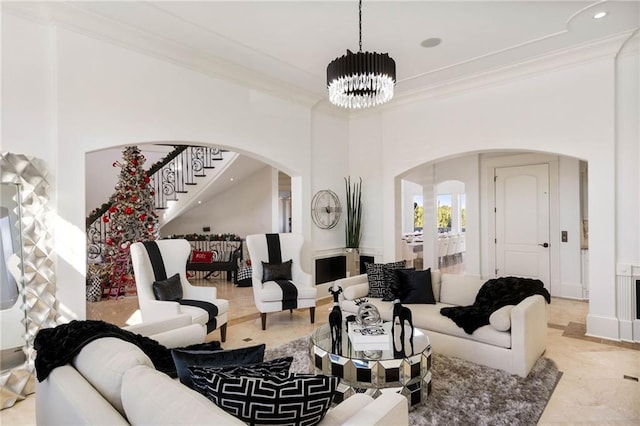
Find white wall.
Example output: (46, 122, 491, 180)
(161, 166, 274, 238)
(615, 36, 640, 265)
(558, 157, 582, 298)
(350, 111, 384, 260)
(351, 57, 620, 339)
(2, 15, 318, 320)
(1, 14, 55, 162)
(310, 105, 350, 254)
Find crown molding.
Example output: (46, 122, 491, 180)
(388, 31, 635, 109)
(2, 2, 323, 108)
(348, 30, 635, 118)
(4, 3, 636, 115)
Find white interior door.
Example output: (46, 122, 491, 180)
(495, 164, 550, 289)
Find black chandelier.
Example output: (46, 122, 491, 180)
(326, 0, 396, 109)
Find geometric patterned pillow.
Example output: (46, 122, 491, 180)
(365, 260, 406, 299)
(188, 357, 293, 378)
(189, 371, 339, 426)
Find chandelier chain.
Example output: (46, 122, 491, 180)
(359, 0, 362, 52)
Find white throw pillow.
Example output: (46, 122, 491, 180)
(489, 305, 515, 331)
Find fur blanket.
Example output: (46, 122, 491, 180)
(33, 320, 220, 381)
(440, 277, 551, 334)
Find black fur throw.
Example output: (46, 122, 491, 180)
(440, 276, 551, 334)
(33, 320, 220, 382)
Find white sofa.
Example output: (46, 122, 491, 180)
(35, 332, 409, 425)
(334, 271, 547, 377)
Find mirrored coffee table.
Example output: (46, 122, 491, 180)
(309, 322, 432, 408)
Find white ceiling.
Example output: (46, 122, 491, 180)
(8, 1, 639, 104)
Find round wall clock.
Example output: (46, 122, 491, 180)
(311, 190, 342, 229)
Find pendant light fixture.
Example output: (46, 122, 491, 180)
(327, 0, 396, 109)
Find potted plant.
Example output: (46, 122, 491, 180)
(345, 177, 362, 276)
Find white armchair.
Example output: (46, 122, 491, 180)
(130, 239, 228, 341)
(123, 314, 205, 348)
(246, 233, 317, 330)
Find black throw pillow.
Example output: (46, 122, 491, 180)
(187, 356, 293, 379)
(262, 259, 293, 282)
(383, 267, 415, 301)
(397, 268, 436, 304)
(171, 343, 266, 388)
(152, 273, 183, 301)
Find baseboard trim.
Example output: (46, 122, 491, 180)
(586, 314, 620, 341)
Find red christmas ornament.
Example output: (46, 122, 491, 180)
(139, 214, 146, 221)
(106, 238, 113, 245)
(150, 191, 155, 196)
(144, 176, 150, 183)
(124, 207, 133, 215)
(131, 196, 138, 202)
(102, 216, 109, 223)
(109, 206, 118, 213)
(140, 184, 146, 190)
(132, 159, 138, 166)
(130, 171, 136, 176)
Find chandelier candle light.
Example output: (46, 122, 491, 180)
(327, 0, 396, 109)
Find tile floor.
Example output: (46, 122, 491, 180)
(1, 277, 639, 425)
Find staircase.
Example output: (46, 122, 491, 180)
(86, 145, 236, 263)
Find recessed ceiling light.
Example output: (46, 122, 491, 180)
(593, 11, 607, 19)
(229, 177, 234, 182)
(197, 200, 202, 204)
(420, 38, 442, 48)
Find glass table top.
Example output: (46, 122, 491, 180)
(310, 321, 430, 361)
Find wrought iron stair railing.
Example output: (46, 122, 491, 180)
(86, 145, 225, 262)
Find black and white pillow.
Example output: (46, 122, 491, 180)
(188, 357, 293, 378)
(189, 371, 338, 426)
(365, 260, 406, 299)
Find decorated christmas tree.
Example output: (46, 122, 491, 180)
(102, 146, 158, 298)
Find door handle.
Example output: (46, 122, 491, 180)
(538, 243, 549, 248)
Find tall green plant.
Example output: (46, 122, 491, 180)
(345, 177, 363, 248)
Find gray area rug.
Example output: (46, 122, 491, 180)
(265, 336, 561, 426)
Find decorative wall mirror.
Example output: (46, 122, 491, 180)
(0, 152, 57, 409)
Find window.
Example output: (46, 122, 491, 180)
(414, 196, 423, 231)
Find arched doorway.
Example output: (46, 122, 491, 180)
(396, 151, 588, 301)
(84, 142, 305, 327)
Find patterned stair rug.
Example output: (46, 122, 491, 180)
(264, 336, 562, 426)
